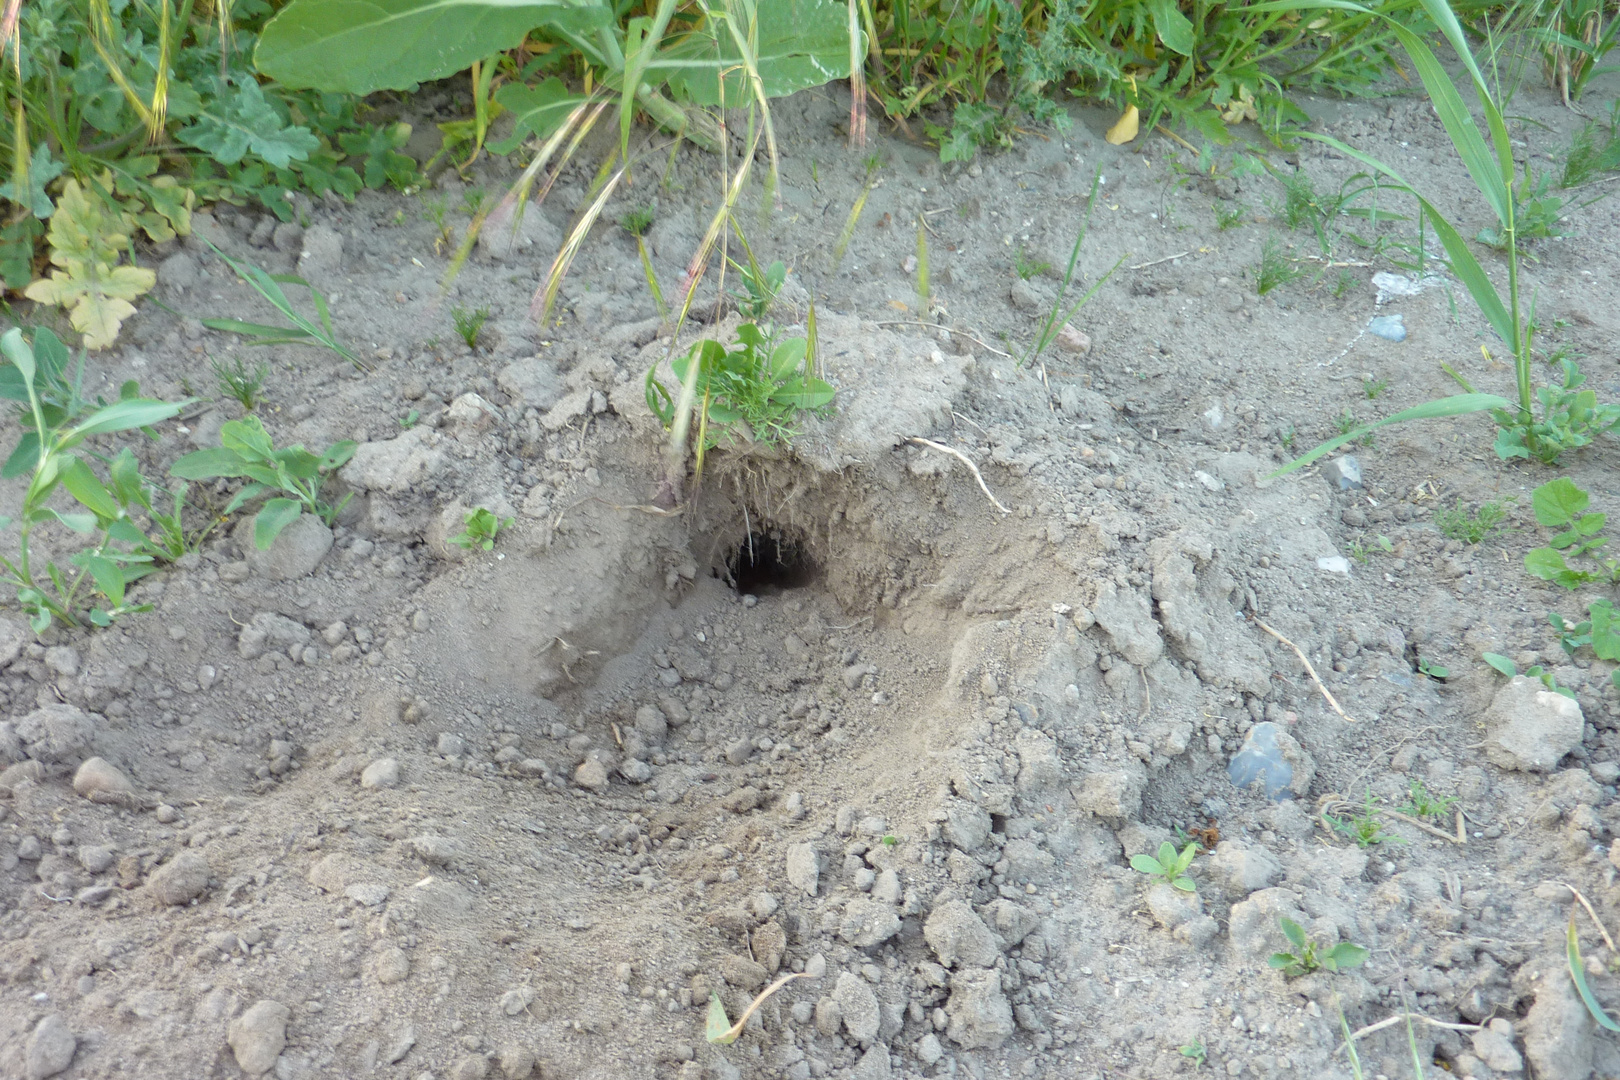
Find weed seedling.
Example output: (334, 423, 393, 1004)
(619, 205, 656, 236)
(450, 507, 513, 551)
(1180, 1040, 1208, 1069)
(1482, 651, 1578, 698)
(1524, 477, 1620, 588)
(201, 244, 363, 369)
(1433, 498, 1509, 544)
(171, 416, 356, 550)
(1399, 777, 1456, 820)
(1255, 237, 1301, 296)
(1363, 375, 1389, 399)
(618, 206, 667, 321)
(1326, 789, 1396, 848)
(398, 409, 420, 430)
(1014, 247, 1050, 281)
(881, 834, 899, 848)
(1268, 917, 1370, 978)
(1215, 204, 1246, 231)
(1416, 656, 1450, 680)
(212, 356, 269, 413)
(1130, 841, 1198, 892)
(451, 306, 491, 350)
(1332, 269, 1356, 298)
(424, 196, 453, 252)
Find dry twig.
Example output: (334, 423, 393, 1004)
(1551, 881, 1619, 952)
(1252, 616, 1355, 723)
(873, 320, 1013, 359)
(906, 438, 1010, 514)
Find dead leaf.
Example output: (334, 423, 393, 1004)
(1105, 105, 1140, 145)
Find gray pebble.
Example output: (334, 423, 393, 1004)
(25, 1013, 76, 1079)
(150, 851, 211, 905)
(227, 1000, 289, 1076)
(437, 733, 466, 757)
(360, 758, 400, 789)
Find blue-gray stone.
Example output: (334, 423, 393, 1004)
(1227, 722, 1296, 801)
(1368, 314, 1406, 341)
(1322, 455, 1362, 490)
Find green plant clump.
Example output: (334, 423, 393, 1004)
(1433, 498, 1509, 544)
(452, 305, 491, 350)
(450, 507, 513, 551)
(1130, 840, 1198, 892)
(1326, 789, 1397, 848)
(171, 415, 355, 551)
(1524, 477, 1620, 588)
(213, 355, 269, 413)
(1269, 917, 1370, 978)
(0, 328, 190, 630)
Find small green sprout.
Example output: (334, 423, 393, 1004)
(1398, 777, 1456, 820)
(451, 305, 491, 349)
(450, 507, 513, 551)
(1268, 917, 1369, 978)
(1180, 1040, 1208, 1069)
(1325, 788, 1397, 848)
(1130, 840, 1198, 892)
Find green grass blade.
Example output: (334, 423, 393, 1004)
(201, 318, 313, 339)
(620, 0, 680, 162)
(1339, 1010, 1365, 1080)
(1270, 393, 1513, 476)
(1569, 916, 1620, 1031)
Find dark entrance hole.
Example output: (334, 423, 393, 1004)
(727, 531, 818, 595)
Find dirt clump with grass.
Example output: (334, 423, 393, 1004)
(3, 75, 1620, 1080)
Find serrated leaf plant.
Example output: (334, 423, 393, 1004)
(1130, 840, 1198, 892)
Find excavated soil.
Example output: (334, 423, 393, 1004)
(3, 67, 1620, 1080)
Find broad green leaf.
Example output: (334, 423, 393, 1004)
(1129, 854, 1163, 875)
(773, 377, 835, 409)
(39, 509, 97, 534)
(1534, 477, 1589, 527)
(1, 433, 41, 480)
(221, 416, 278, 460)
(1525, 547, 1576, 585)
(657, 0, 859, 106)
(1267, 953, 1294, 970)
(705, 990, 737, 1044)
(1326, 942, 1369, 970)
(177, 78, 320, 169)
(171, 447, 253, 480)
(1270, 394, 1512, 477)
(321, 441, 359, 470)
(1171, 876, 1196, 892)
(769, 338, 808, 381)
(253, 499, 305, 550)
(0, 328, 35, 391)
(255, 0, 612, 95)
(0, 143, 66, 219)
(225, 482, 273, 515)
(72, 552, 127, 607)
(58, 457, 121, 521)
(1569, 918, 1620, 1032)
(1148, 0, 1195, 54)
(489, 78, 589, 155)
(65, 398, 185, 443)
(1279, 917, 1307, 949)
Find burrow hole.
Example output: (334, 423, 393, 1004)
(725, 529, 819, 596)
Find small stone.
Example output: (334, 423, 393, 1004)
(25, 1013, 76, 1079)
(1054, 324, 1092, 355)
(1145, 882, 1203, 930)
(227, 1000, 290, 1076)
(1473, 1018, 1523, 1073)
(945, 967, 1015, 1049)
(450, 1055, 489, 1080)
(872, 868, 902, 904)
(437, 733, 466, 757)
(833, 972, 881, 1043)
(17, 835, 42, 860)
(345, 883, 391, 907)
(373, 946, 411, 985)
(785, 843, 820, 897)
(155, 803, 180, 824)
(497, 1044, 537, 1079)
(72, 757, 135, 803)
(1227, 722, 1315, 801)
(618, 758, 653, 784)
(915, 1033, 943, 1066)
(1367, 313, 1406, 341)
(14, 703, 95, 763)
(383, 1023, 415, 1064)
(1485, 676, 1585, 772)
(724, 737, 754, 766)
(573, 758, 609, 791)
(500, 987, 537, 1016)
(150, 851, 211, 905)
(634, 705, 668, 744)
(77, 845, 116, 874)
(360, 758, 400, 789)
(242, 513, 333, 580)
(720, 954, 768, 993)
(924, 900, 1001, 968)
(839, 897, 902, 947)
(942, 802, 992, 851)
(43, 646, 79, 677)
(1321, 455, 1362, 491)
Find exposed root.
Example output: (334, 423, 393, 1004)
(1252, 616, 1355, 723)
(905, 437, 1010, 514)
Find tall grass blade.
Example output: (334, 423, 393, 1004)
(848, 0, 867, 148)
(832, 164, 877, 269)
(1271, 394, 1513, 475)
(713, 0, 782, 211)
(914, 215, 929, 310)
(1338, 1009, 1365, 1080)
(636, 236, 668, 322)
(1569, 915, 1620, 1031)
(531, 157, 628, 328)
(621, 0, 680, 163)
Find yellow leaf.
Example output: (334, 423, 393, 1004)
(1105, 105, 1140, 145)
(67, 293, 139, 351)
(98, 263, 157, 301)
(706, 992, 738, 1045)
(1220, 89, 1258, 124)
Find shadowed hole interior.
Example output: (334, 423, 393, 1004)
(727, 530, 818, 595)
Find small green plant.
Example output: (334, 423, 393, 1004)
(461, 188, 488, 217)
(1215, 204, 1246, 231)
(1347, 534, 1393, 562)
(1180, 1040, 1208, 1069)
(1024, 169, 1125, 369)
(1433, 498, 1509, 544)
(1416, 656, 1450, 680)
(619, 205, 657, 236)
(1490, 357, 1620, 465)
(451, 305, 491, 350)
(424, 196, 453, 252)
(1278, 423, 1296, 450)
(1014, 247, 1050, 281)
(0, 328, 188, 630)
(646, 324, 835, 455)
(212, 356, 269, 413)
(1326, 789, 1396, 848)
(200, 244, 363, 369)
(1332, 269, 1357, 298)
(171, 416, 356, 550)
(1475, 169, 1566, 248)
(450, 507, 513, 551)
(1281, 170, 1324, 231)
(399, 409, 421, 430)
(619, 205, 667, 322)
(1482, 651, 1576, 698)
(1561, 112, 1620, 188)
(1398, 778, 1456, 820)
(1524, 477, 1620, 588)
(1268, 917, 1370, 978)
(729, 258, 786, 324)
(1363, 376, 1389, 400)
(1129, 840, 1198, 892)
(881, 834, 899, 847)
(1255, 237, 1301, 296)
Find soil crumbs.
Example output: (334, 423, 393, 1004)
(3, 73, 1620, 1080)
